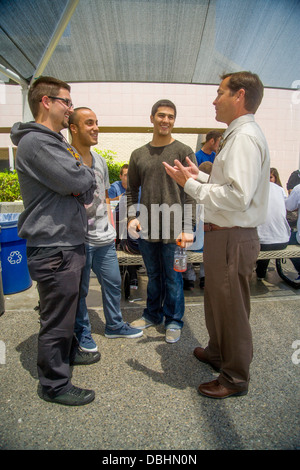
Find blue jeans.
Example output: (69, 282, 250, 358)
(138, 239, 184, 329)
(75, 242, 124, 342)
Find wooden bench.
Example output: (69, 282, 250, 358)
(117, 245, 300, 266)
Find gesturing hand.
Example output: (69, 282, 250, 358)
(162, 156, 199, 187)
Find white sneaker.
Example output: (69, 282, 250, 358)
(130, 316, 157, 329)
(165, 329, 181, 344)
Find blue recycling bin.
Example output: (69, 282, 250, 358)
(0, 213, 32, 295)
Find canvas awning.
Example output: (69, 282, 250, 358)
(1, 0, 299, 91)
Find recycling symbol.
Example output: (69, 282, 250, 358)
(7, 251, 22, 265)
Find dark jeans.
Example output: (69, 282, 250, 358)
(27, 245, 86, 397)
(256, 242, 288, 278)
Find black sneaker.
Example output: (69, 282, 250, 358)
(71, 348, 101, 366)
(43, 386, 95, 406)
(183, 279, 194, 291)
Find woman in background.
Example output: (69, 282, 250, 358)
(270, 167, 283, 187)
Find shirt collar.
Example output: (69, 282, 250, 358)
(224, 114, 255, 139)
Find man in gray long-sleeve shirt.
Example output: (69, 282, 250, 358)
(11, 76, 98, 406)
(127, 99, 197, 344)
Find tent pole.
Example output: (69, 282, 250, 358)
(29, 0, 79, 86)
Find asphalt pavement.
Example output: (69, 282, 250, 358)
(0, 262, 299, 451)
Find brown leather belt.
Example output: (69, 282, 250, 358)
(204, 223, 237, 232)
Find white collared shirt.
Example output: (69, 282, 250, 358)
(184, 114, 270, 227)
(257, 182, 290, 244)
(285, 183, 300, 243)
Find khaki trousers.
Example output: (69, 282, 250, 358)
(203, 227, 260, 390)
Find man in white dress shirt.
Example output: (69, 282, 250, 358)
(163, 71, 270, 398)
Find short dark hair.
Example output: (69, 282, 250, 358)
(205, 130, 223, 143)
(286, 170, 300, 191)
(120, 164, 129, 175)
(198, 161, 213, 175)
(68, 107, 92, 130)
(151, 99, 177, 118)
(221, 71, 264, 114)
(28, 76, 71, 118)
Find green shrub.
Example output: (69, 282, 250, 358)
(93, 148, 127, 183)
(0, 150, 125, 202)
(0, 170, 22, 202)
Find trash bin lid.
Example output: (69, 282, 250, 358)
(0, 213, 20, 228)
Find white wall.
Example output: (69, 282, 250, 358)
(1, 81, 299, 190)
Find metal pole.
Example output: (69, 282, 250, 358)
(29, 0, 79, 85)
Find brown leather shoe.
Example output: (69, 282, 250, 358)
(193, 347, 221, 372)
(198, 379, 248, 399)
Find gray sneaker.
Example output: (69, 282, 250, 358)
(165, 328, 181, 343)
(105, 322, 143, 339)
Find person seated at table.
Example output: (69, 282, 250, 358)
(270, 167, 283, 187)
(286, 169, 300, 195)
(285, 182, 300, 281)
(115, 187, 142, 289)
(108, 164, 128, 201)
(285, 169, 300, 229)
(195, 130, 222, 166)
(256, 171, 290, 280)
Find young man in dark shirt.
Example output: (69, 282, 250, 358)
(126, 99, 197, 344)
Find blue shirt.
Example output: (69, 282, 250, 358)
(195, 149, 216, 166)
(108, 180, 126, 198)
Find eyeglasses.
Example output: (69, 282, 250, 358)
(48, 96, 74, 109)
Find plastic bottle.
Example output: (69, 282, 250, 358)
(173, 241, 187, 272)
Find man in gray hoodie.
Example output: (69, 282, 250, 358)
(11, 76, 98, 406)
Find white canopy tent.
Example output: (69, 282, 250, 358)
(1, 0, 300, 173)
(1, 0, 300, 88)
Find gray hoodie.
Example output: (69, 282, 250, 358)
(11, 122, 96, 247)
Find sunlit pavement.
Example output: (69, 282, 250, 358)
(1, 261, 299, 450)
